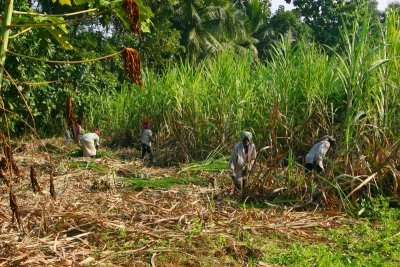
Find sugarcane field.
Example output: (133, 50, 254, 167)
(1, 0, 400, 266)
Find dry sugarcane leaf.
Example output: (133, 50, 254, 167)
(30, 166, 41, 193)
(0, 131, 12, 167)
(9, 189, 24, 231)
(0, 169, 10, 186)
(66, 96, 78, 139)
(50, 171, 56, 200)
(0, 156, 8, 171)
(0, 131, 20, 178)
(11, 158, 20, 177)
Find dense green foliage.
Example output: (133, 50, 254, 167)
(83, 14, 399, 154)
(2, 0, 396, 136)
(285, 0, 381, 46)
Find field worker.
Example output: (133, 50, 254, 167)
(65, 129, 72, 144)
(228, 131, 257, 193)
(73, 119, 83, 145)
(80, 130, 100, 157)
(140, 119, 154, 161)
(305, 135, 335, 172)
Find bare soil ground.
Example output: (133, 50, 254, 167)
(0, 138, 355, 266)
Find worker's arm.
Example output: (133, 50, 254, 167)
(94, 135, 100, 148)
(318, 141, 330, 158)
(149, 130, 155, 142)
(228, 144, 238, 177)
(247, 144, 257, 172)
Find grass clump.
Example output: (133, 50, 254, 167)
(121, 175, 206, 190)
(180, 157, 228, 172)
(68, 161, 110, 174)
(68, 148, 114, 158)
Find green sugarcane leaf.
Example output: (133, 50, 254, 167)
(52, 0, 73, 6)
(47, 26, 73, 50)
(368, 59, 391, 72)
(73, 0, 90, 5)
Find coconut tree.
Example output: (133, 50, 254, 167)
(233, 0, 271, 57)
(171, 0, 257, 60)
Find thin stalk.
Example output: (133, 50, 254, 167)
(13, 8, 98, 17)
(7, 49, 125, 64)
(8, 7, 117, 28)
(9, 27, 31, 39)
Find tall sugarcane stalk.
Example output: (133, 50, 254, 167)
(0, 0, 15, 92)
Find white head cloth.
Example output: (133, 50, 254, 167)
(240, 131, 253, 140)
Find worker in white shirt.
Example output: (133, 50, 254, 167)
(305, 135, 335, 172)
(228, 131, 257, 193)
(80, 130, 100, 157)
(140, 119, 154, 161)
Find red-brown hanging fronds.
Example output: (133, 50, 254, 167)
(123, 48, 143, 87)
(10, 189, 24, 231)
(50, 170, 56, 200)
(30, 165, 41, 193)
(0, 170, 10, 186)
(123, 0, 140, 35)
(0, 130, 20, 177)
(0, 130, 11, 165)
(11, 158, 20, 177)
(0, 157, 7, 172)
(66, 96, 78, 139)
(66, 95, 77, 123)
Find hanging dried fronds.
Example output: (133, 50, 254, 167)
(0, 157, 7, 172)
(50, 170, 56, 200)
(123, 0, 140, 34)
(0, 130, 11, 166)
(66, 96, 78, 139)
(10, 157, 20, 177)
(66, 95, 77, 123)
(0, 130, 20, 177)
(0, 170, 10, 186)
(30, 166, 41, 193)
(122, 48, 143, 87)
(10, 189, 24, 231)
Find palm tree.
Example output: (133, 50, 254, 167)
(172, 0, 257, 60)
(234, 0, 271, 58)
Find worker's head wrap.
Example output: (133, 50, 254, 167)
(320, 135, 335, 142)
(95, 130, 101, 136)
(141, 119, 151, 134)
(240, 131, 253, 141)
(143, 119, 150, 126)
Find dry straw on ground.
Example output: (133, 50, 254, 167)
(0, 139, 353, 266)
